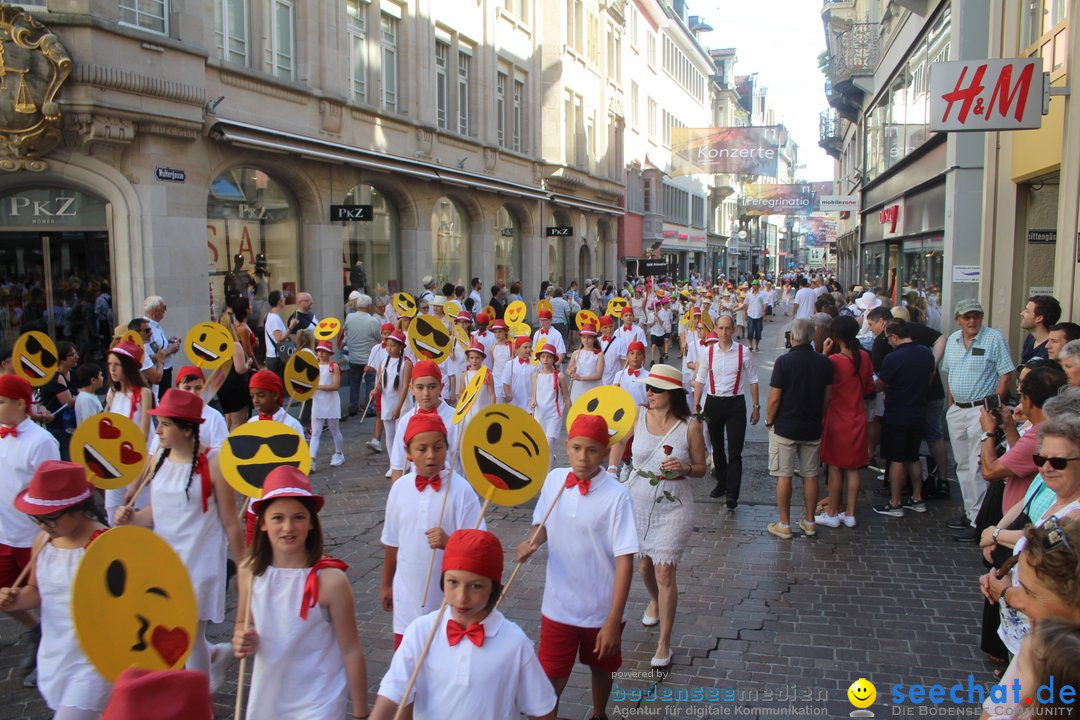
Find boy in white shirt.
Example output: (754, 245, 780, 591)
(74, 363, 104, 426)
(515, 414, 637, 720)
(388, 361, 458, 482)
(379, 413, 484, 650)
(470, 312, 496, 370)
(614, 307, 646, 349)
(500, 336, 536, 407)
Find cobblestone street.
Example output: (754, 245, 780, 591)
(0, 319, 995, 719)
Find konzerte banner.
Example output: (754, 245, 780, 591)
(671, 126, 785, 176)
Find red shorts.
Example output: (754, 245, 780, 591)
(0, 543, 32, 588)
(538, 615, 624, 678)
(394, 633, 403, 650)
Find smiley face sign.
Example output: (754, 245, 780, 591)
(219, 420, 312, 498)
(532, 335, 547, 364)
(12, 331, 58, 386)
(314, 317, 341, 341)
(444, 300, 461, 319)
(392, 291, 418, 319)
(505, 300, 527, 325)
(483, 305, 496, 321)
(461, 404, 548, 506)
(509, 322, 531, 339)
(408, 314, 453, 364)
(565, 386, 637, 445)
(575, 309, 599, 331)
(454, 324, 470, 349)
(72, 526, 198, 681)
(537, 299, 552, 316)
(183, 322, 232, 370)
(70, 414, 147, 490)
(283, 349, 319, 402)
(122, 329, 145, 348)
(606, 297, 629, 317)
(453, 366, 488, 425)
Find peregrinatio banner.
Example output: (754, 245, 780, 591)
(741, 182, 835, 217)
(671, 126, 785, 176)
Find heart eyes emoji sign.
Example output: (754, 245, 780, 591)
(218, 420, 312, 499)
(70, 413, 148, 490)
(461, 404, 547, 507)
(315, 317, 341, 341)
(72, 525, 198, 682)
(183, 322, 232, 371)
(12, 331, 58, 387)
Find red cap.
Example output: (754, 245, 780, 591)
(599, 315, 615, 327)
(412, 360, 442, 383)
(442, 529, 504, 584)
(491, 319, 508, 331)
(316, 341, 333, 353)
(381, 322, 395, 333)
(621, 307, 634, 316)
(626, 341, 646, 353)
(102, 668, 213, 720)
(109, 340, 144, 366)
(388, 330, 406, 344)
(704, 332, 719, 345)
(692, 308, 702, 316)
(568, 414, 610, 447)
(175, 365, 205, 384)
(147, 388, 205, 424)
(251, 466, 323, 513)
(513, 336, 531, 349)
(404, 411, 447, 446)
(14, 460, 93, 515)
(466, 340, 487, 358)
(538, 309, 553, 319)
(0, 374, 32, 407)
(249, 369, 284, 403)
(475, 312, 490, 325)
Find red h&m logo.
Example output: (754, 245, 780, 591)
(930, 59, 1045, 132)
(879, 205, 900, 233)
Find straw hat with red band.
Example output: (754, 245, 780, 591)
(626, 340, 646, 354)
(102, 668, 213, 720)
(249, 369, 283, 403)
(538, 309, 553, 320)
(147, 389, 206, 424)
(465, 340, 487, 358)
(0, 374, 32, 407)
(636, 363, 687, 392)
(703, 332, 719, 345)
(175, 365, 205, 384)
(387, 330, 406, 344)
(411, 360, 442, 383)
(404, 411, 447, 447)
(14, 460, 94, 515)
(568, 414, 611, 447)
(491, 319, 508, 331)
(109, 340, 144, 366)
(475, 312, 490, 325)
(442, 529, 504, 584)
(579, 323, 598, 337)
(316, 341, 333, 354)
(251, 466, 324, 513)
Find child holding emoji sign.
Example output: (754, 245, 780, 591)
(380, 413, 483, 649)
(387, 361, 458, 483)
(310, 342, 345, 471)
(500, 336, 536, 408)
(232, 467, 369, 720)
(456, 342, 494, 428)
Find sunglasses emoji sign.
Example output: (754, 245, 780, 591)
(461, 404, 548, 507)
(284, 349, 319, 402)
(408, 314, 453, 365)
(71, 414, 147, 490)
(12, 331, 58, 386)
(72, 525, 198, 682)
(392, 291, 418, 319)
(315, 317, 341, 341)
(183, 322, 232, 371)
(219, 420, 312, 499)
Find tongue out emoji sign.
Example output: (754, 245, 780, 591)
(72, 525, 198, 682)
(460, 404, 547, 507)
(70, 413, 148, 490)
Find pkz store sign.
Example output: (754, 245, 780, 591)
(0, 188, 106, 228)
(929, 58, 1050, 132)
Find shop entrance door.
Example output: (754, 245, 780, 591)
(0, 231, 112, 358)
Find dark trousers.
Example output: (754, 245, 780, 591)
(704, 394, 747, 502)
(160, 367, 173, 392)
(348, 363, 370, 415)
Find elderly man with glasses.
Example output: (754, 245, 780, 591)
(143, 296, 180, 392)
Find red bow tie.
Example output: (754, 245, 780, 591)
(416, 474, 442, 492)
(0, 426, 16, 438)
(518, 357, 529, 364)
(258, 413, 273, 421)
(446, 619, 485, 647)
(564, 471, 591, 495)
(627, 369, 640, 377)
(540, 329, 548, 334)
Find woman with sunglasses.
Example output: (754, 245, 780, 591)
(607, 364, 706, 669)
(102, 339, 154, 521)
(114, 390, 244, 687)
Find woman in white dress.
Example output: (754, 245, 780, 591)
(114, 389, 245, 684)
(566, 323, 604, 404)
(608, 364, 706, 669)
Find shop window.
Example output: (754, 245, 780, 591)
(343, 184, 399, 297)
(548, 233, 563, 286)
(494, 206, 521, 288)
(207, 168, 298, 329)
(432, 197, 469, 288)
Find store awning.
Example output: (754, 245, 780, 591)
(208, 119, 549, 201)
(549, 192, 625, 217)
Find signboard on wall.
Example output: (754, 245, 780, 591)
(929, 58, 1048, 132)
(952, 265, 981, 283)
(638, 258, 668, 276)
(671, 126, 785, 176)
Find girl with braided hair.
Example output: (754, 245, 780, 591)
(114, 389, 244, 688)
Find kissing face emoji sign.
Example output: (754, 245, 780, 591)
(461, 404, 548, 507)
(392, 292, 418, 319)
(408, 314, 452, 364)
(72, 526, 198, 681)
(70, 413, 147, 490)
(219, 420, 312, 498)
(565, 386, 636, 444)
(183, 322, 232, 370)
(13, 331, 58, 386)
(315, 317, 341, 341)
(284, 349, 319, 402)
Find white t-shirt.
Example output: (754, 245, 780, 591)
(533, 468, 638, 627)
(264, 312, 288, 359)
(0, 419, 61, 547)
(500, 357, 537, 408)
(745, 292, 766, 320)
(389, 402, 458, 474)
(531, 328, 565, 358)
(74, 391, 103, 426)
(793, 288, 818, 319)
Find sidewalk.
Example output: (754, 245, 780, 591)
(0, 317, 994, 719)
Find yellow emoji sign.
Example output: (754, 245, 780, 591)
(453, 366, 488, 425)
(219, 420, 312, 499)
(183, 322, 232, 370)
(606, 297, 629, 317)
(283, 348, 319, 402)
(701, 309, 714, 331)
(392, 291, 418, 319)
(72, 526, 198, 682)
(70, 413, 148, 490)
(575, 309, 599, 331)
(461, 404, 548, 506)
(847, 678, 876, 710)
(537, 299, 552, 316)
(12, 330, 58, 387)
(408, 314, 453, 365)
(505, 300, 527, 325)
(122, 329, 144, 348)
(454, 324, 471, 349)
(532, 335, 547, 364)
(444, 300, 461, 319)
(483, 305, 496, 320)
(565, 386, 637, 444)
(509, 322, 531, 339)
(314, 317, 342, 341)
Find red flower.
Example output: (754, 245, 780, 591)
(663, 445, 673, 455)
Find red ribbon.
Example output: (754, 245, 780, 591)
(196, 451, 212, 513)
(446, 619, 485, 647)
(553, 369, 561, 418)
(300, 557, 349, 620)
(415, 474, 442, 493)
(257, 413, 273, 421)
(564, 471, 590, 495)
(129, 389, 140, 421)
(85, 528, 107, 548)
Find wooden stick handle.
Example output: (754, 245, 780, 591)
(233, 579, 253, 720)
(10, 540, 48, 590)
(419, 429, 464, 608)
(391, 600, 449, 720)
(495, 484, 566, 610)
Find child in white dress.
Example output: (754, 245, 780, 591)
(530, 345, 567, 467)
(310, 341, 345, 471)
(566, 323, 603, 405)
(457, 341, 494, 428)
(380, 330, 413, 467)
(489, 320, 512, 403)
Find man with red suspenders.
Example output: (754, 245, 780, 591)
(692, 315, 760, 509)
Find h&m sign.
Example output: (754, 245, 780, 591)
(929, 58, 1049, 132)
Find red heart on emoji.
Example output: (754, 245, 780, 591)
(119, 441, 143, 465)
(99, 417, 121, 440)
(151, 625, 190, 667)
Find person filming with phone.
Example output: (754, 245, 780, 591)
(942, 299, 1017, 542)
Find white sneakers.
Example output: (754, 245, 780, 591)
(814, 512, 857, 528)
(330, 453, 345, 467)
(366, 438, 383, 454)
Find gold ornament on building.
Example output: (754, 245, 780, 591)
(0, 5, 71, 172)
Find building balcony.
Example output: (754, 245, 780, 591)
(819, 109, 842, 159)
(822, 7, 879, 122)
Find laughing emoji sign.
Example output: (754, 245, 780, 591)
(461, 404, 548, 507)
(12, 331, 58, 386)
(70, 414, 147, 490)
(183, 322, 232, 371)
